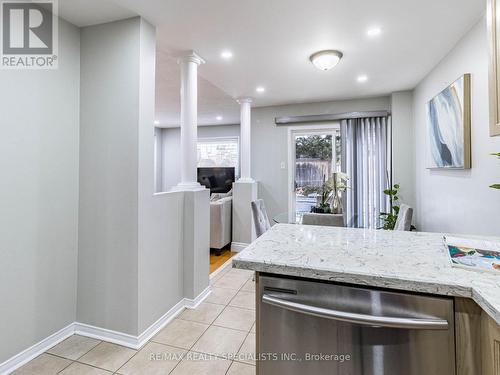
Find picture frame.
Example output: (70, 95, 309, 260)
(488, 0, 500, 136)
(426, 74, 471, 169)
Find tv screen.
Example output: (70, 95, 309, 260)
(197, 167, 235, 194)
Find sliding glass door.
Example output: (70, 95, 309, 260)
(290, 126, 341, 216)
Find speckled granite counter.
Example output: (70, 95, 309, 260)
(233, 224, 500, 325)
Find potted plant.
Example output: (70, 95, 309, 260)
(379, 183, 401, 230)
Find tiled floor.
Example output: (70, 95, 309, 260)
(12, 265, 256, 375)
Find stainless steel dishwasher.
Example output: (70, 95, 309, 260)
(257, 273, 455, 375)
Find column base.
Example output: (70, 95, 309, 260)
(171, 182, 206, 192)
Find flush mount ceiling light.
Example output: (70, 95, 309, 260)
(367, 27, 382, 37)
(154, 120, 160, 125)
(256, 86, 266, 93)
(216, 115, 223, 121)
(357, 75, 368, 83)
(309, 50, 343, 71)
(220, 50, 233, 59)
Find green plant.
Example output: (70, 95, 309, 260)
(379, 184, 400, 230)
(491, 153, 500, 190)
(304, 172, 349, 214)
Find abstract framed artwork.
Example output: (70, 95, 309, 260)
(426, 74, 471, 169)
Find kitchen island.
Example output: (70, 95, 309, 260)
(233, 224, 500, 375)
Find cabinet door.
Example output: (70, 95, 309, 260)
(481, 311, 500, 375)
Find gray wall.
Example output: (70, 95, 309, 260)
(137, 19, 186, 333)
(251, 97, 392, 220)
(391, 91, 416, 209)
(78, 18, 141, 335)
(413, 17, 500, 235)
(0, 20, 80, 362)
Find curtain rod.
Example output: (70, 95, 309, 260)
(274, 111, 391, 125)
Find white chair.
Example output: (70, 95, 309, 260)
(251, 199, 271, 237)
(394, 204, 413, 231)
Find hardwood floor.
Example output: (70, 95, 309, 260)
(210, 249, 237, 274)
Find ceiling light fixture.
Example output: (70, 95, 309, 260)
(216, 115, 223, 121)
(357, 75, 368, 83)
(367, 27, 382, 37)
(221, 50, 233, 59)
(154, 120, 160, 125)
(256, 86, 266, 93)
(309, 50, 343, 71)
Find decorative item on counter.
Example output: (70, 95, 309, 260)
(491, 153, 500, 189)
(445, 236, 500, 273)
(305, 172, 349, 214)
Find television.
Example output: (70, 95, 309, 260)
(197, 167, 235, 194)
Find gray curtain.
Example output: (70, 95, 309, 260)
(341, 116, 391, 229)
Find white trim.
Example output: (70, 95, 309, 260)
(136, 298, 186, 347)
(0, 323, 75, 375)
(0, 287, 212, 374)
(287, 123, 341, 217)
(74, 323, 138, 349)
(184, 286, 212, 309)
(231, 242, 249, 252)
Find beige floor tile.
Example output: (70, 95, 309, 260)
(226, 268, 254, 279)
(241, 279, 256, 293)
(205, 287, 238, 305)
(250, 323, 256, 333)
(47, 335, 101, 360)
(169, 352, 231, 375)
(78, 342, 136, 372)
(227, 361, 256, 375)
(13, 353, 71, 375)
(178, 302, 224, 325)
(152, 319, 209, 349)
(117, 342, 185, 375)
(213, 274, 248, 290)
(229, 291, 255, 310)
(213, 306, 255, 332)
(59, 362, 111, 374)
(191, 326, 247, 357)
(237, 333, 256, 365)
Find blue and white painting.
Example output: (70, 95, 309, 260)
(426, 75, 470, 169)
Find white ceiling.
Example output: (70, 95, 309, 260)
(58, 0, 485, 127)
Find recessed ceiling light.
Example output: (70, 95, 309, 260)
(154, 120, 160, 125)
(367, 27, 382, 37)
(256, 86, 266, 93)
(221, 50, 233, 59)
(309, 50, 343, 71)
(216, 115, 223, 121)
(357, 75, 368, 83)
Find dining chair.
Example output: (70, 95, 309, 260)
(394, 204, 413, 231)
(251, 199, 271, 237)
(302, 213, 344, 227)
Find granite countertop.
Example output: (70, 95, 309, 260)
(233, 224, 500, 325)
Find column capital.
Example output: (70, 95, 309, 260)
(236, 97, 253, 105)
(178, 50, 206, 65)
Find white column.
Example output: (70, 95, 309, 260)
(175, 51, 205, 191)
(237, 97, 254, 182)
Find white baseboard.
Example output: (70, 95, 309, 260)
(0, 323, 75, 375)
(231, 242, 249, 252)
(184, 286, 211, 309)
(0, 287, 212, 375)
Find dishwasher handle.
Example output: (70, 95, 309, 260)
(262, 294, 449, 330)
